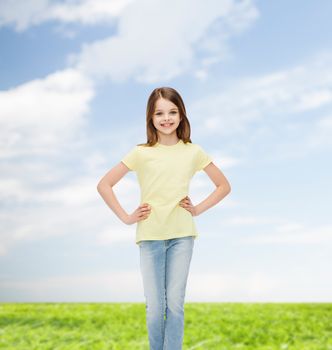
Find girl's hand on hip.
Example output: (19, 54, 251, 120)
(179, 196, 198, 216)
(125, 203, 151, 224)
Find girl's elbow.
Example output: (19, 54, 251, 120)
(97, 180, 107, 191)
(223, 181, 231, 194)
(96, 182, 102, 192)
(226, 181, 231, 193)
(217, 183, 231, 194)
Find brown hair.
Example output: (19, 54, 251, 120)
(137, 87, 192, 147)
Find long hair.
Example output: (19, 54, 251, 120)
(137, 87, 192, 147)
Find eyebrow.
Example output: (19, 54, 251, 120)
(155, 108, 178, 112)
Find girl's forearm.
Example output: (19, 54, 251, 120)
(195, 185, 230, 216)
(97, 183, 128, 223)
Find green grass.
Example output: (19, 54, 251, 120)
(0, 303, 331, 349)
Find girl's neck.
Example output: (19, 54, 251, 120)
(157, 134, 180, 146)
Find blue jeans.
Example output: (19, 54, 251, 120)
(139, 236, 194, 350)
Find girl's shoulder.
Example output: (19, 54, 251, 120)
(184, 141, 205, 151)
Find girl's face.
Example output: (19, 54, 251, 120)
(152, 98, 181, 138)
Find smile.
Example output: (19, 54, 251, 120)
(161, 123, 174, 127)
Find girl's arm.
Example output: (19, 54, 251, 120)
(97, 162, 131, 223)
(97, 162, 151, 224)
(196, 162, 231, 215)
(180, 162, 231, 216)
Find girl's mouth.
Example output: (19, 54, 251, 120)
(161, 123, 174, 128)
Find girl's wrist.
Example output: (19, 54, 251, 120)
(194, 205, 201, 216)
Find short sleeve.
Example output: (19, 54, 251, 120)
(121, 146, 140, 171)
(195, 145, 213, 172)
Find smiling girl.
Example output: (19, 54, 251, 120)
(97, 87, 231, 350)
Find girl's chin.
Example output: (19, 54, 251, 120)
(158, 129, 176, 135)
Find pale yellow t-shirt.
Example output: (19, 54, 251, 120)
(121, 139, 213, 244)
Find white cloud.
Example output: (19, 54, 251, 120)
(188, 271, 281, 301)
(0, 0, 259, 83)
(0, 67, 99, 255)
(210, 153, 242, 168)
(72, 0, 259, 83)
(239, 223, 332, 245)
(222, 215, 279, 226)
(0, 169, 141, 256)
(49, 0, 134, 25)
(306, 114, 332, 149)
(0, 68, 94, 158)
(95, 225, 135, 244)
(0, 271, 143, 302)
(191, 51, 332, 139)
(0, 0, 133, 31)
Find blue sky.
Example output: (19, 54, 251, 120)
(1, 0, 332, 302)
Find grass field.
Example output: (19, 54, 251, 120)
(0, 303, 331, 349)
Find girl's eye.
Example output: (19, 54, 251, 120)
(155, 111, 177, 116)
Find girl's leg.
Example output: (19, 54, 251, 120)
(164, 236, 194, 350)
(139, 240, 167, 350)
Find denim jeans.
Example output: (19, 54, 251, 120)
(139, 235, 194, 350)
